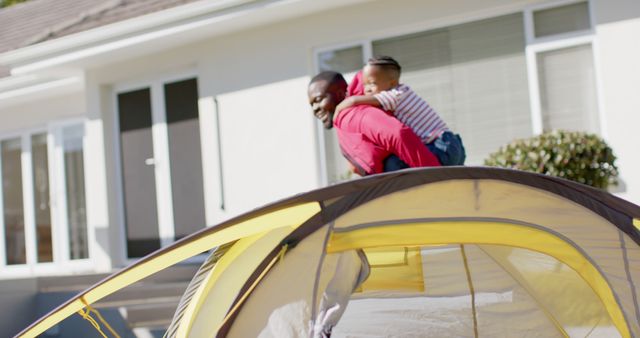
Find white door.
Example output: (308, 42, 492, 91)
(116, 77, 206, 258)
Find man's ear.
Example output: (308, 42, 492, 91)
(335, 83, 347, 102)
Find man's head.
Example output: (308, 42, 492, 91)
(308, 71, 347, 129)
(363, 56, 401, 95)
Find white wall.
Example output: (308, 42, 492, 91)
(593, 0, 640, 204)
(0, 91, 85, 133)
(215, 77, 319, 217)
(83, 74, 113, 271)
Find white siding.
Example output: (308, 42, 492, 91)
(215, 77, 319, 218)
(593, 0, 640, 204)
(0, 92, 84, 132)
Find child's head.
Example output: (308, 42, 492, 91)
(363, 56, 401, 95)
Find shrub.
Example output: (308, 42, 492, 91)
(484, 130, 618, 189)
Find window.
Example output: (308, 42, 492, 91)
(533, 2, 590, 38)
(63, 125, 88, 260)
(537, 44, 599, 133)
(1, 138, 26, 265)
(31, 133, 53, 263)
(318, 46, 364, 74)
(527, 1, 599, 134)
(373, 14, 532, 165)
(0, 123, 89, 270)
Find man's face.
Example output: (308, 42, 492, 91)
(308, 80, 343, 129)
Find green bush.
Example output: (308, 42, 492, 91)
(484, 130, 618, 189)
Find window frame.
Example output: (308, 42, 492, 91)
(0, 119, 92, 278)
(524, 0, 606, 136)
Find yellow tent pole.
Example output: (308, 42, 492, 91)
(17, 202, 319, 338)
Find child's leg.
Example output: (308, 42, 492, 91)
(452, 133, 466, 165)
(426, 131, 466, 166)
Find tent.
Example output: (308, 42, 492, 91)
(18, 167, 640, 337)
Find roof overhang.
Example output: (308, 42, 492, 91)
(0, 0, 368, 76)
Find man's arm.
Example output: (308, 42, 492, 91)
(358, 105, 440, 167)
(335, 95, 381, 115)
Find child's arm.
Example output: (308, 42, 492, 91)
(335, 95, 381, 115)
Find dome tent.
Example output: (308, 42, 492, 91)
(18, 167, 640, 337)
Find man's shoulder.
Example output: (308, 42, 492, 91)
(337, 105, 396, 130)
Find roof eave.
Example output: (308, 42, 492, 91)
(0, 0, 252, 67)
(0, 0, 367, 75)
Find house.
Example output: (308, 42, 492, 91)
(0, 0, 639, 334)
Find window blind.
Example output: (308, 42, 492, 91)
(537, 44, 599, 133)
(373, 14, 532, 164)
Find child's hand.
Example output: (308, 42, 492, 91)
(335, 97, 355, 115)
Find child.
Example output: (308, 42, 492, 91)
(335, 56, 465, 167)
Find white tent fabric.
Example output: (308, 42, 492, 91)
(211, 175, 639, 338)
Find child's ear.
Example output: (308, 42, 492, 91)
(391, 78, 399, 87)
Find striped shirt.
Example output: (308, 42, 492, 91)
(374, 84, 448, 143)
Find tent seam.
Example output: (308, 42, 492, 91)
(477, 245, 569, 338)
(460, 244, 479, 338)
(309, 221, 335, 337)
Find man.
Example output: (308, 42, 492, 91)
(307, 71, 440, 175)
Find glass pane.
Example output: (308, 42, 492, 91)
(63, 126, 88, 260)
(537, 44, 599, 133)
(2, 138, 26, 265)
(164, 78, 206, 240)
(372, 14, 531, 165)
(117, 88, 161, 258)
(534, 2, 590, 38)
(447, 14, 532, 164)
(32, 133, 53, 263)
(318, 46, 364, 74)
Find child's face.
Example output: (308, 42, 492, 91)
(363, 64, 398, 95)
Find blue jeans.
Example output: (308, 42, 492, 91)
(384, 131, 466, 172)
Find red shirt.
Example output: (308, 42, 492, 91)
(333, 71, 440, 175)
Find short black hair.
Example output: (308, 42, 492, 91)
(310, 71, 346, 86)
(367, 55, 401, 79)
